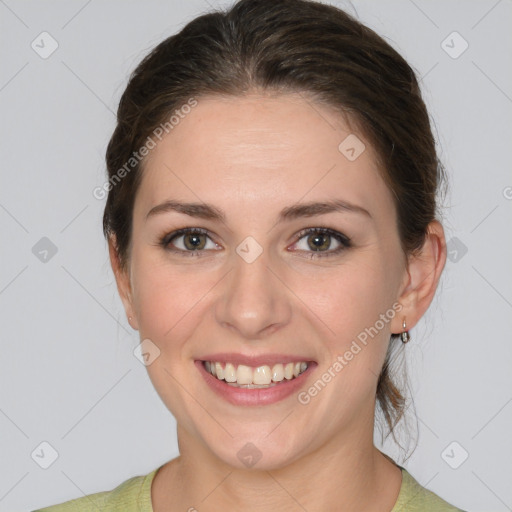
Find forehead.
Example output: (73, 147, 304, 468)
(134, 93, 394, 223)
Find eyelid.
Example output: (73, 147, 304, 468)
(289, 227, 351, 259)
(159, 226, 351, 257)
(160, 227, 219, 256)
(293, 227, 351, 246)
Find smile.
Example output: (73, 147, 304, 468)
(195, 358, 317, 406)
(204, 360, 309, 388)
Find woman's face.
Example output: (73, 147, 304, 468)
(119, 92, 410, 469)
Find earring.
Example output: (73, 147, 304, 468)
(128, 316, 132, 321)
(401, 319, 410, 344)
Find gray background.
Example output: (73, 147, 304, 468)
(1, 0, 511, 511)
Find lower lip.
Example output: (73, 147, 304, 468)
(195, 360, 316, 406)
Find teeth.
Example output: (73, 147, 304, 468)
(253, 365, 271, 385)
(236, 364, 253, 385)
(272, 363, 284, 382)
(224, 362, 237, 382)
(284, 362, 294, 380)
(204, 360, 309, 386)
(216, 362, 225, 380)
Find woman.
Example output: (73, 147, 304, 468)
(34, 0, 465, 510)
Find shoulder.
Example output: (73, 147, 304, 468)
(31, 466, 161, 512)
(392, 467, 467, 512)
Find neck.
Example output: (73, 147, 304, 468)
(152, 421, 402, 511)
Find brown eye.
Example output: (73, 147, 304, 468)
(182, 232, 207, 250)
(306, 232, 331, 251)
(161, 228, 219, 254)
(291, 227, 351, 258)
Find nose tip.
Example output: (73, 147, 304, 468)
(214, 248, 291, 339)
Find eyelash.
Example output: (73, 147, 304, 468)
(158, 227, 351, 259)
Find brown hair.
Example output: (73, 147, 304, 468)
(103, 0, 445, 445)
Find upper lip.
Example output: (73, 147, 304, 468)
(197, 352, 316, 367)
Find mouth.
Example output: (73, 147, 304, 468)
(202, 360, 309, 387)
(194, 356, 317, 406)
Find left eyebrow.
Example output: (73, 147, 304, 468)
(145, 199, 372, 223)
(278, 199, 372, 221)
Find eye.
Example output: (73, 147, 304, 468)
(160, 228, 220, 256)
(290, 227, 351, 259)
(158, 226, 351, 259)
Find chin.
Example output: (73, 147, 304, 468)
(200, 427, 305, 471)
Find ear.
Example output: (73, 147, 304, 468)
(108, 234, 139, 330)
(391, 220, 447, 334)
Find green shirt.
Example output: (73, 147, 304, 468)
(33, 464, 465, 511)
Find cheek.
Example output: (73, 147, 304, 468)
(304, 261, 400, 405)
(134, 266, 199, 342)
(130, 246, 222, 354)
(299, 262, 399, 417)
(130, 257, 210, 416)
(305, 260, 397, 339)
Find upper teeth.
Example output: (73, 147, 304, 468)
(204, 361, 308, 385)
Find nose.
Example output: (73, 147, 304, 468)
(215, 246, 292, 339)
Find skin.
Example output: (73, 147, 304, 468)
(109, 91, 446, 511)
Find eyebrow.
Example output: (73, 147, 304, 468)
(146, 199, 372, 223)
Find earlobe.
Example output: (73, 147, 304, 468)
(108, 235, 139, 330)
(392, 221, 447, 334)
